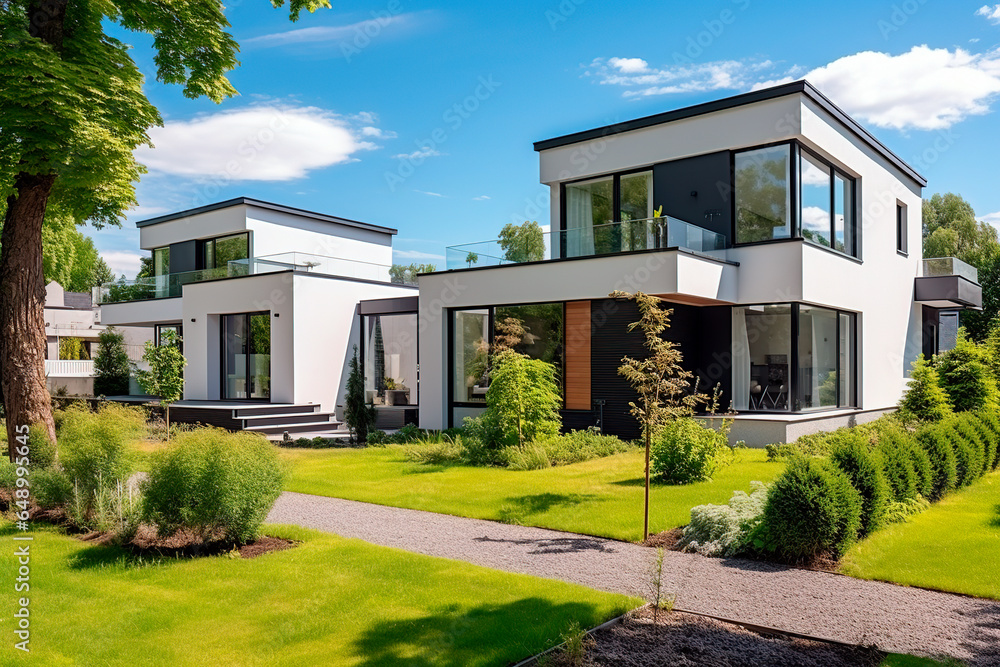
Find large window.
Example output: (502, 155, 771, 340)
(364, 313, 418, 406)
(733, 303, 856, 412)
(735, 145, 792, 244)
(203, 233, 249, 270)
(222, 312, 270, 400)
(734, 143, 858, 258)
(451, 303, 564, 405)
(153, 247, 170, 277)
(563, 170, 652, 257)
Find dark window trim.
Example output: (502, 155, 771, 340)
(896, 201, 908, 256)
(196, 231, 251, 271)
(361, 312, 420, 408)
(738, 301, 859, 413)
(731, 140, 860, 259)
(220, 310, 271, 402)
(558, 166, 654, 236)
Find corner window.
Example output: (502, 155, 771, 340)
(202, 233, 249, 271)
(563, 170, 652, 257)
(153, 247, 170, 277)
(451, 303, 564, 405)
(896, 202, 908, 254)
(799, 148, 857, 257)
(734, 145, 792, 244)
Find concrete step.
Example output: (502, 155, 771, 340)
(233, 404, 321, 418)
(245, 420, 343, 436)
(240, 412, 337, 428)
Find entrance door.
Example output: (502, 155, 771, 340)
(222, 312, 271, 400)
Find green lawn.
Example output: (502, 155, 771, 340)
(1, 522, 637, 666)
(280, 446, 783, 542)
(841, 470, 1000, 600)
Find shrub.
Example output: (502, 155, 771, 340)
(905, 436, 934, 500)
(93, 327, 132, 397)
(975, 410, 1000, 470)
(23, 424, 56, 470)
(877, 432, 918, 502)
(829, 434, 890, 536)
(935, 331, 998, 413)
(678, 481, 769, 557)
(344, 346, 376, 445)
(898, 355, 952, 423)
(502, 442, 551, 471)
(0, 459, 16, 491)
(915, 426, 958, 500)
(484, 349, 562, 447)
(651, 418, 731, 484)
(402, 435, 464, 466)
(760, 457, 862, 560)
(32, 468, 73, 510)
(953, 415, 988, 479)
(58, 403, 145, 501)
(885, 496, 931, 524)
(967, 412, 998, 472)
(535, 430, 635, 466)
(143, 429, 284, 544)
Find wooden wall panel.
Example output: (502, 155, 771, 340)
(564, 301, 592, 410)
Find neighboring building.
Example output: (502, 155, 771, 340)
(43, 281, 152, 396)
(417, 81, 982, 446)
(98, 198, 417, 435)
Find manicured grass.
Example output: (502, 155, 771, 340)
(281, 446, 783, 542)
(2, 522, 637, 665)
(841, 470, 1000, 600)
(881, 654, 962, 666)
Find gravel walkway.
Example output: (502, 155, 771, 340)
(268, 492, 1000, 665)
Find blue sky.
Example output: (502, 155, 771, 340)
(94, 0, 1000, 277)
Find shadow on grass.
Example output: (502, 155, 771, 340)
(988, 504, 1000, 529)
(495, 492, 599, 527)
(350, 597, 613, 667)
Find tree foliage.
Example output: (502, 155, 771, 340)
(483, 348, 562, 447)
(389, 263, 435, 284)
(344, 346, 376, 444)
(135, 329, 186, 435)
(93, 327, 131, 397)
(498, 221, 546, 263)
(898, 355, 952, 423)
(935, 329, 998, 413)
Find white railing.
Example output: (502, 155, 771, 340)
(45, 360, 95, 377)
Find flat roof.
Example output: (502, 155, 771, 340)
(135, 197, 399, 235)
(533, 80, 926, 187)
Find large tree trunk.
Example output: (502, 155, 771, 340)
(2, 173, 58, 460)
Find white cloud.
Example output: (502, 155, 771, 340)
(757, 46, 1000, 130)
(801, 206, 831, 231)
(245, 14, 412, 47)
(982, 210, 1000, 225)
(977, 5, 1000, 24)
(101, 251, 144, 278)
(586, 57, 774, 97)
(472, 195, 491, 201)
(361, 126, 397, 139)
(393, 249, 445, 262)
(608, 57, 649, 74)
(136, 105, 381, 181)
(413, 189, 445, 197)
(393, 147, 442, 160)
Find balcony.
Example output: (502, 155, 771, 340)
(97, 252, 395, 304)
(445, 216, 727, 270)
(915, 257, 982, 310)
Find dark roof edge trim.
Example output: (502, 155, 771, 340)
(135, 197, 399, 235)
(533, 81, 927, 188)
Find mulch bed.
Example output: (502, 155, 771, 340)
(548, 608, 883, 666)
(78, 525, 296, 559)
(641, 527, 684, 549)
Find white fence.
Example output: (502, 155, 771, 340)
(45, 360, 96, 377)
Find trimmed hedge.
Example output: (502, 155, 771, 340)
(829, 434, 890, 537)
(878, 431, 918, 502)
(759, 457, 862, 560)
(915, 427, 958, 500)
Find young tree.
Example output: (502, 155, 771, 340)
(93, 327, 131, 397)
(498, 222, 545, 262)
(936, 329, 998, 413)
(0, 0, 330, 459)
(898, 355, 952, 423)
(345, 346, 376, 444)
(612, 290, 707, 540)
(485, 349, 562, 447)
(135, 330, 186, 438)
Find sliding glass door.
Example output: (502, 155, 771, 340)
(222, 312, 271, 400)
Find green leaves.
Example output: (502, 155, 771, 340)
(135, 329, 186, 404)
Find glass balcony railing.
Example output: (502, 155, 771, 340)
(445, 216, 727, 270)
(98, 252, 393, 304)
(922, 257, 979, 284)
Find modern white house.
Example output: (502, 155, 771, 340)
(99, 198, 418, 435)
(416, 81, 982, 445)
(98, 82, 980, 444)
(43, 281, 152, 396)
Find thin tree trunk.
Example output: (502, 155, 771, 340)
(2, 173, 58, 459)
(644, 426, 650, 542)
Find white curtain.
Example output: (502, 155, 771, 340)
(732, 307, 751, 411)
(565, 186, 595, 258)
(644, 172, 655, 250)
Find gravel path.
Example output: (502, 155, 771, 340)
(268, 492, 1000, 665)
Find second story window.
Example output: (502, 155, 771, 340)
(563, 170, 652, 257)
(153, 247, 170, 277)
(202, 232, 249, 270)
(896, 202, 908, 255)
(734, 143, 858, 258)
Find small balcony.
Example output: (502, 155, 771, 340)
(97, 252, 395, 304)
(445, 216, 727, 270)
(915, 257, 982, 310)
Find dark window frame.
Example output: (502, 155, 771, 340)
(739, 302, 859, 414)
(448, 301, 568, 416)
(896, 201, 908, 256)
(360, 311, 421, 407)
(558, 167, 654, 258)
(219, 310, 271, 402)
